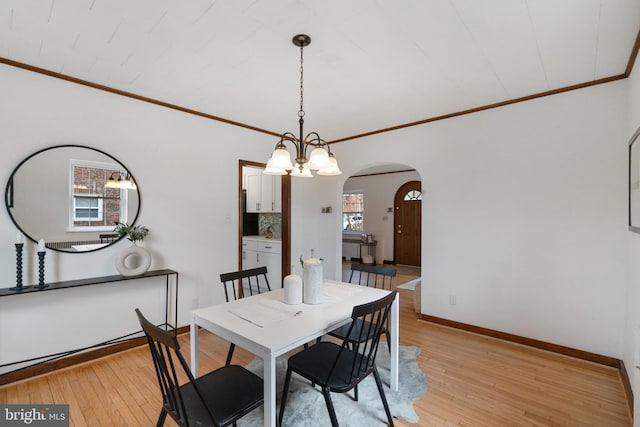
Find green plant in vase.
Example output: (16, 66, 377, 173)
(114, 222, 149, 244)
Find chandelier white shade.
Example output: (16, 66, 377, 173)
(289, 164, 313, 178)
(306, 146, 331, 170)
(317, 155, 342, 176)
(264, 144, 294, 175)
(263, 34, 341, 178)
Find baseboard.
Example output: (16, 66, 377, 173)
(419, 314, 633, 416)
(618, 359, 635, 418)
(0, 325, 189, 386)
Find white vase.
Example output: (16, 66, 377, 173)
(302, 258, 323, 305)
(115, 244, 151, 276)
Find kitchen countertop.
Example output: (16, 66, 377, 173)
(242, 235, 281, 242)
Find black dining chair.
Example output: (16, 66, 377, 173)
(328, 263, 396, 352)
(219, 266, 271, 365)
(278, 291, 397, 427)
(135, 308, 263, 427)
(99, 233, 118, 244)
(348, 263, 397, 290)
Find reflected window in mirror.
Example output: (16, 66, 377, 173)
(69, 160, 130, 231)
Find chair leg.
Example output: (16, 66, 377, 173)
(373, 367, 394, 427)
(278, 367, 293, 426)
(225, 343, 235, 365)
(385, 329, 391, 353)
(354, 384, 358, 401)
(156, 410, 167, 427)
(321, 386, 340, 427)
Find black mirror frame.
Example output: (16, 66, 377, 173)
(4, 144, 141, 253)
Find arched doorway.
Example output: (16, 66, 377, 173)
(394, 180, 421, 266)
(340, 165, 421, 270)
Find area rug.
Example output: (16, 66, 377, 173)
(397, 278, 421, 291)
(238, 345, 427, 427)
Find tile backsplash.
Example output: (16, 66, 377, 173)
(259, 213, 281, 238)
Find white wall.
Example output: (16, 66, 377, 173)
(331, 80, 628, 359)
(290, 175, 341, 279)
(0, 63, 275, 372)
(343, 170, 421, 262)
(0, 59, 631, 384)
(625, 51, 640, 425)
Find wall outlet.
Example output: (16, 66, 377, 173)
(449, 295, 457, 306)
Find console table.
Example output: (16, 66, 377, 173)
(0, 269, 178, 379)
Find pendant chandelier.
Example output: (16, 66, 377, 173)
(264, 34, 341, 178)
(104, 171, 137, 190)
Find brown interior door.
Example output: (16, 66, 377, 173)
(394, 181, 422, 266)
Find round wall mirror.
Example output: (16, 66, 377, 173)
(5, 145, 141, 253)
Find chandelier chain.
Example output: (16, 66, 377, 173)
(298, 44, 304, 118)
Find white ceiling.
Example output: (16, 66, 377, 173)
(1, 0, 639, 142)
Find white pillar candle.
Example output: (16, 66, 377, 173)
(16, 232, 23, 244)
(38, 239, 45, 252)
(283, 274, 302, 305)
(302, 258, 323, 305)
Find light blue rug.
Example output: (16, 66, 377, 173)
(238, 345, 427, 426)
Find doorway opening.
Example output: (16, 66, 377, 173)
(238, 160, 291, 287)
(340, 165, 421, 268)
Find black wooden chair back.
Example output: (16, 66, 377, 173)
(136, 308, 212, 426)
(330, 291, 396, 388)
(219, 266, 271, 365)
(136, 308, 263, 427)
(349, 263, 396, 290)
(278, 291, 397, 426)
(99, 233, 118, 243)
(220, 266, 271, 301)
(327, 264, 396, 356)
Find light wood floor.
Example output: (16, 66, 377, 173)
(0, 265, 632, 426)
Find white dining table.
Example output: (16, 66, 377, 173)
(190, 279, 399, 427)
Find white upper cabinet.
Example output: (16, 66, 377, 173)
(243, 166, 281, 213)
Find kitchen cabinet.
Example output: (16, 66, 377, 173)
(243, 167, 281, 213)
(242, 237, 282, 288)
(261, 174, 281, 213)
(245, 170, 262, 213)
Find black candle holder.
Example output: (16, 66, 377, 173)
(37, 251, 48, 289)
(10, 243, 24, 290)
